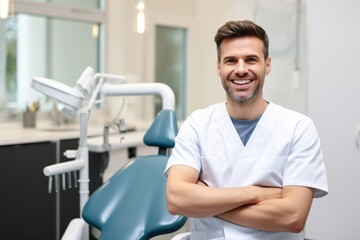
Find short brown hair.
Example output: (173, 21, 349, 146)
(214, 20, 269, 61)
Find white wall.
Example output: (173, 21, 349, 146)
(305, 0, 360, 239)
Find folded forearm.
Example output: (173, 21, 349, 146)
(218, 199, 299, 232)
(166, 165, 282, 218)
(217, 187, 313, 233)
(167, 183, 260, 218)
(167, 183, 282, 218)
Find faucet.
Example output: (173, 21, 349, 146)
(103, 118, 127, 150)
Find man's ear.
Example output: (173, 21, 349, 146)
(216, 61, 221, 76)
(265, 56, 271, 75)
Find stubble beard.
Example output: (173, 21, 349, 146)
(222, 80, 262, 104)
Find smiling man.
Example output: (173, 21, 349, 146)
(165, 20, 328, 240)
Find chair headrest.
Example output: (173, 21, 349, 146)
(143, 109, 178, 148)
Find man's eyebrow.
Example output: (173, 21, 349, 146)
(222, 53, 260, 60)
(222, 56, 236, 61)
(246, 54, 260, 59)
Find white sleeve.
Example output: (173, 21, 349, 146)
(164, 113, 202, 175)
(283, 118, 328, 198)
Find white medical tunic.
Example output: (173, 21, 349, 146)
(165, 102, 328, 240)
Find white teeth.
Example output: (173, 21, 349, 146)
(233, 79, 251, 85)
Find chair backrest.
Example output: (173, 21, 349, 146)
(143, 109, 178, 155)
(82, 109, 186, 240)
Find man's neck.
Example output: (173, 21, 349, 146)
(226, 97, 268, 120)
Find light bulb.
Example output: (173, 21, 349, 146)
(136, 11, 145, 34)
(92, 24, 99, 38)
(135, 0, 146, 34)
(136, 1, 145, 11)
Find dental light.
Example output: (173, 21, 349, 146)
(32, 67, 110, 112)
(31, 77, 85, 114)
(32, 67, 128, 116)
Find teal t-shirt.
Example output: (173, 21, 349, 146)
(230, 115, 261, 145)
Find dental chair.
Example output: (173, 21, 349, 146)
(63, 109, 187, 240)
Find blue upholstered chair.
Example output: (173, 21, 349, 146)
(81, 109, 187, 240)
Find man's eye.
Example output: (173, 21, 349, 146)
(247, 57, 257, 63)
(225, 59, 236, 64)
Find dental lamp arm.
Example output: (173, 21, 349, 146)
(101, 82, 175, 111)
(85, 74, 126, 111)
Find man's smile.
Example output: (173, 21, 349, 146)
(231, 79, 253, 85)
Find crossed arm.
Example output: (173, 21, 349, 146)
(166, 165, 314, 233)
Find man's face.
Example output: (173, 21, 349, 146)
(217, 36, 271, 104)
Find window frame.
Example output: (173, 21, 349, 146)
(14, 0, 106, 23)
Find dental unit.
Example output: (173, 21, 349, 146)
(31, 67, 178, 240)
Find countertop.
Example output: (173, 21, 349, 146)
(0, 120, 147, 152)
(0, 122, 91, 146)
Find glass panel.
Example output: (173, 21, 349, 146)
(254, 0, 308, 113)
(155, 25, 187, 120)
(0, 14, 100, 110)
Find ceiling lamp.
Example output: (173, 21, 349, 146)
(135, 0, 146, 34)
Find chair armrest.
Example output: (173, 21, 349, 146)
(171, 232, 191, 240)
(61, 218, 87, 240)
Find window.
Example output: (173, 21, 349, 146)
(0, 0, 105, 112)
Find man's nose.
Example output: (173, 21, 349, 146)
(235, 60, 247, 74)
